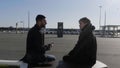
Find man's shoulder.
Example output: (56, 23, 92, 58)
(28, 27, 36, 34)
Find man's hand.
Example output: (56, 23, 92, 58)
(44, 42, 54, 51)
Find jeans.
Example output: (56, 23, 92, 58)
(45, 54, 56, 62)
(56, 60, 92, 68)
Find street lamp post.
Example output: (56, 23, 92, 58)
(99, 6, 102, 30)
(20, 21, 24, 33)
(16, 22, 18, 34)
(28, 11, 30, 30)
(16, 21, 24, 34)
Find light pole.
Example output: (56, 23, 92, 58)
(28, 11, 30, 30)
(16, 22, 18, 34)
(20, 21, 24, 33)
(103, 11, 106, 37)
(16, 21, 24, 34)
(99, 6, 102, 30)
(104, 11, 106, 27)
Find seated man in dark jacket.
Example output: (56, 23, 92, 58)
(20, 15, 55, 67)
(62, 17, 97, 68)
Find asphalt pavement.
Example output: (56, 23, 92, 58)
(0, 33, 120, 68)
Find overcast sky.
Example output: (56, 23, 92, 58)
(0, 0, 120, 29)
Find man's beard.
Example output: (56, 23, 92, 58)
(40, 23, 45, 28)
(41, 25, 45, 28)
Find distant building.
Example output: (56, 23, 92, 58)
(99, 25, 120, 37)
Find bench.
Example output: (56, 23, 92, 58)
(0, 60, 108, 68)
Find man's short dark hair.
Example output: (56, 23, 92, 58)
(36, 15, 46, 22)
(79, 17, 91, 24)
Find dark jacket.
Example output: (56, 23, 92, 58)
(21, 24, 46, 64)
(63, 24, 97, 67)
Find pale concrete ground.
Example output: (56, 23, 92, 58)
(0, 33, 120, 68)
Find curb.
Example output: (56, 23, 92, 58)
(0, 65, 19, 68)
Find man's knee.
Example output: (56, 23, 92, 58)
(45, 54, 56, 62)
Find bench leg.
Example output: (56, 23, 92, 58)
(20, 61, 28, 68)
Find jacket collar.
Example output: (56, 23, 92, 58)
(34, 24, 42, 30)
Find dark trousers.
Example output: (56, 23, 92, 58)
(45, 54, 56, 62)
(28, 54, 56, 68)
(56, 61, 92, 68)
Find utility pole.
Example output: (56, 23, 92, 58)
(103, 11, 106, 37)
(99, 6, 102, 30)
(20, 21, 24, 33)
(104, 11, 106, 26)
(16, 22, 18, 34)
(28, 11, 30, 30)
